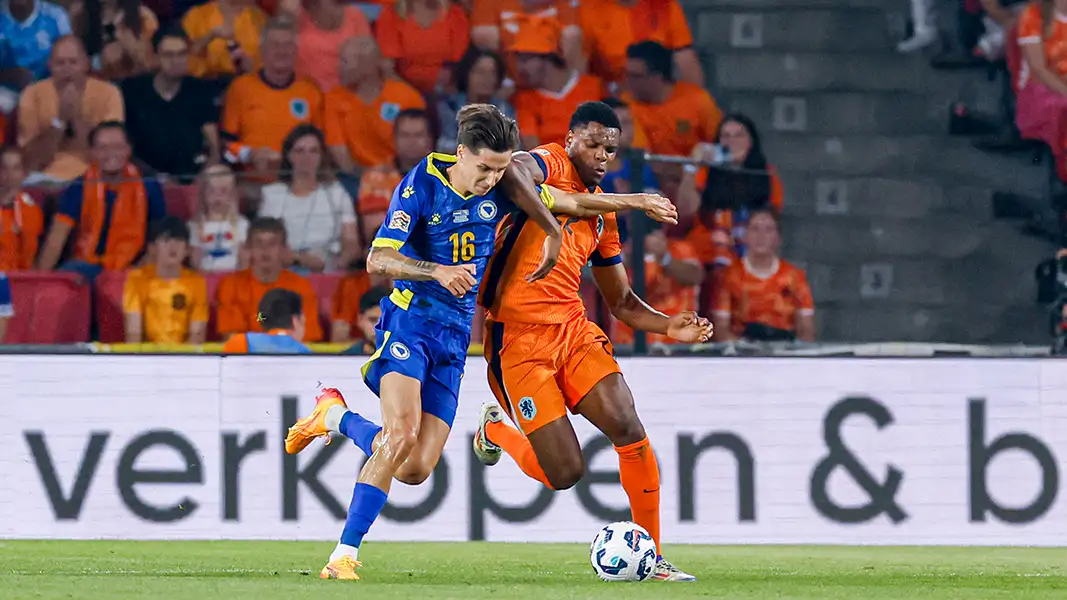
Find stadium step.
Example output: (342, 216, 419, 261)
(694, 8, 894, 54)
(724, 91, 941, 135)
(816, 302, 1049, 344)
(775, 175, 994, 221)
(782, 216, 990, 261)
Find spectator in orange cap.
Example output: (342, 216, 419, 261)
(376, 0, 470, 95)
(182, 0, 266, 78)
(471, 0, 584, 77)
(511, 17, 606, 149)
(276, 0, 371, 93)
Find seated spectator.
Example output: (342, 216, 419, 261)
(122, 216, 208, 344)
(215, 216, 323, 341)
(579, 0, 703, 90)
(623, 40, 721, 158)
(511, 20, 604, 149)
(0, 0, 72, 81)
(36, 121, 165, 280)
(1016, 0, 1067, 179)
(18, 36, 124, 183)
(613, 223, 702, 346)
(376, 0, 469, 95)
(0, 270, 10, 340)
(333, 282, 388, 347)
(437, 46, 514, 153)
(78, 0, 159, 80)
(471, 0, 583, 76)
(258, 124, 358, 273)
(712, 209, 814, 343)
(325, 36, 425, 172)
(221, 16, 322, 176)
(357, 108, 435, 235)
(599, 97, 657, 195)
(0, 147, 44, 270)
(221, 287, 312, 352)
(189, 164, 248, 271)
(277, 0, 370, 93)
(182, 0, 266, 79)
(122, 26, 219, 179)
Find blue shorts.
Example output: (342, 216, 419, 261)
(361, 298, 470, 428)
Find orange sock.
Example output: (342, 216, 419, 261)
(486, 420, 554, 489)
(616, 437, 661, 555)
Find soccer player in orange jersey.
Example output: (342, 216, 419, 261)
(474, 101, 712, 582)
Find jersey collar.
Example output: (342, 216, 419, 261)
(426, 152, 478, 200)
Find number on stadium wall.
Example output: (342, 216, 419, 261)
(450, 232, 476, 262)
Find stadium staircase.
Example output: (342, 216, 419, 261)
(688, 0, 1053, 344)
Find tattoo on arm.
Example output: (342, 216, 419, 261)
(368, 246, 438, 281)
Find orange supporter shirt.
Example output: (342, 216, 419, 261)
(324, 80, 426, 168)
(481, 142, 622, 324)
(580, 0, 693, 85)
(376, 3, 470, 95)
(296, 6, 371, 92)
(613, 239, 700, 345)
(713, 258, 814, 339)
(513, 72, 606, 147)
(331, 270, 371, 327)
(626, 83, 722, 157)
(122, 265, 210, 344)
(182, 3, 268, 78)
(215, 268, 323, 341)
(221, 72, 324, 154)
(0, 193, 44, 270)
(471, 0, 578, 55)
(357, 163, 403, 215)
(687, 168, 785, 265)
(1017, 3, 1067, 87)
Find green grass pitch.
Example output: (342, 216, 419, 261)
(1, 541, 1065, 599)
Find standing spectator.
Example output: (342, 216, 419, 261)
(599, 96, 657, 195)
(18, 36, 124, 182)
(258, 124, 359, 273)
(189, 164, 248, 271)
(35, 121, 165, 279)
(712, 209, 814, 343)
(376, 0, 469, 95)
(334, 284, 388, 348)
(1016, 0, 1067, 179)
(221, 287, 312, 352)
(221, 16, 323, 175)
(0, 147, 44, 270)
(324, 36, 425, 172)
(357, 108, 435, 240)
(182, 0, 266, 79)
(78, 0, 159, 80)
(471, 0, 584, 75)
(623, 40, 721, 158)
(122, 26, 219, 179)
(277, 0, 370, 93)
(215, 216, 323, 341)
(579, 0, 703, 89)
(122, 216, 209, 344)
(0, 271, 10, 341)
(436, 46, 513, 152)
(0, 0, 72, 81)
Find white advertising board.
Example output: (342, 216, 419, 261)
(2, 356, 1065, 545)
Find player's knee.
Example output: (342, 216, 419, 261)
(545, 457, 585, 490)
(610, 416, 646, 447)
(379, 424, 419, 464)
(395, 460, 433, 485)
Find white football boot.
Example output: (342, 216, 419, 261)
(473, 402, 503, 466)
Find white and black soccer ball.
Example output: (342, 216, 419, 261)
(589, 521, 658, 582)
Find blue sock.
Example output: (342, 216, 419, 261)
(339, 411, 382, 456)
(340, 483, 389, 548)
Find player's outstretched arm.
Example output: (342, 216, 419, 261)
(502, 152, 563, 282)
(547, 186, 678, 225)
(367, 246, 477, 297)
(592, 263, 714, 343)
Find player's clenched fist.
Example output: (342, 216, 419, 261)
(639, 194, 679, 225)
(666, 311, 714, 343)
(433, 263, 478, 297)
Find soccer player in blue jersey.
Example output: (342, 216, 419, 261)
(284, 104, 678, 580)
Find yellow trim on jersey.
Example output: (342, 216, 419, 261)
(538, 186, 555, 210)
(360, 331, 392, 379)
(372, 237, 404, 250)
(425, 152, 476, 200)
(389, 288, 414, 310)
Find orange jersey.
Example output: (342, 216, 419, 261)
(1017, 3, 1067, 87)
(215, 268, 323, 341)
(687, 167, 786, 265)
(376, 3, 470, 95)
(331, 270, 372, 326)
(713, 258, 814, 338)
(580, 0, 693, 85)
(221, 72, 324, 154)
(481, 143, 622, 324)
(613, 239, 700, 345)
(323, 80, 426, 168)
(625, 83, 722, 157)
(182, 3, 267, 78)
(471, 0, 577, 52)
(0, 193, 44, 270)
(513, 72, 606, 147)
(122, 265, 209, 344)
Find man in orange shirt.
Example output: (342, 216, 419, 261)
(712, 209, 815, 342)
(333, 284, 390, 350)
(624, 40, 721, 158)
(216, 216, 323, 341)
(325, 36, 426, 173)
(183, 0, 267, 78)
(123, 216, 209, 345)
(473, 101, 710, 582)
(0, 148, 44, 271)
(221, 16, 323, 175)
(222, 288, 312, 353)
(471, 0, 584, 75)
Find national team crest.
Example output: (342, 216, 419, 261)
(477, 200, 498, 221)
(518, 397, 536, 420)
(290, 99, 309, 119)
(388, 210, 411, 232)
(381, 102, 400, 121)
(389, 342, 410, 360)
(171, 293, 187, 310)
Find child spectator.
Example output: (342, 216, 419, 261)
(0, 148, 44, 270)
(36, 121, 166, 281)
(182, 0, 266, 79)
(0, 271, 10, 341)
(189, 164, 248, 271)
(471, 0, 584, 76)
(333, 282, 389, 347)
(18, 36, 124, 183)
(258, 124, 358, 273)
(215, 216, 323, 341)
(122, 216, 209, 344)
(277, 0, 371, 93)
(324, 36, 425, 172)
(78, 0, 159, 80)
(376, 0, 469, 95)
(436, 46, 514, 152)
(1016, 0, 1067, 179)
(0, 0, 72, 81)
(712, 209, 814, 343)
(221, 287, 312, 352)
(357, 108, 434, 240)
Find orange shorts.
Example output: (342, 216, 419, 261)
(483, 317, 621, 435)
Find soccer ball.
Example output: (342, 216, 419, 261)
(589, 521, 658, 582)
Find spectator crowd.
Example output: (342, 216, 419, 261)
(0, 0, 818, 351)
